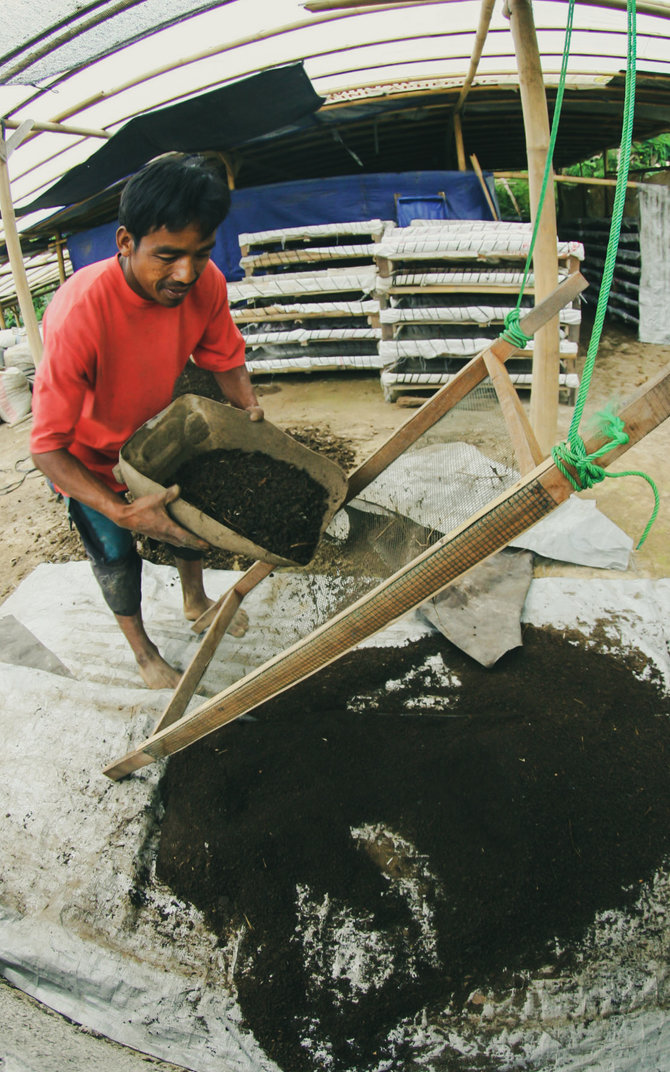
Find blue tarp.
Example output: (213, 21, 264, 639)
(68, 170, 497, 281)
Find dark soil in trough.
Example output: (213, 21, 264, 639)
(168, 448, 329, 564)
(156, 626, 670, 1072)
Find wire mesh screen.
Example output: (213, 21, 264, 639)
(237, 381, 523, 668)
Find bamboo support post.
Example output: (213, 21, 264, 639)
(153, 562, 274, 734)
(505, 0, 560, 454)
(0, 123, 44, 365)
(53, 234, 67, 284)
(453, 0, 496, 171)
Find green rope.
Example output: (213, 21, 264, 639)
(552, 407, 660, 550)
(499, 0, 576, 347)
(497, 0, 657, 548)
(549, 0, 658, 549)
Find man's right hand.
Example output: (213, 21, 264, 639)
(32, 449, 210, 551)
(116, 485, 209, 551)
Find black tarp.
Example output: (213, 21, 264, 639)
(20, 63, 324, 214)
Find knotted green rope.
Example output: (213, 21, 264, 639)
(552, 406, 660, 550)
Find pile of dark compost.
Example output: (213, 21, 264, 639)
(138, 423, 355, 574)
(156, 626, 670, 1072)
(167, 448, 328, 564)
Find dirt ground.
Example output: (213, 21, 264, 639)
(1, 313, 669, 605)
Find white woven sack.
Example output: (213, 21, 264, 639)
(0, 367, 32, 424)
(3, 342, 35, 374)
(0, 329, 22, 349)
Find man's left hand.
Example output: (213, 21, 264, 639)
(246, 404, 264, 422)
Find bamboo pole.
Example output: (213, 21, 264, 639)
(53, 234, 67, 284)
(452, 0, 496, 169)
(454, 0, 496, 113)
(2, 116, 110, 139)
(504, 0, 559, 454)
(453, 112, 467, 171)
(494, 170, 643, 189)
(0, 125, 43, 365)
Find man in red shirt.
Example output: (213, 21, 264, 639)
(31, 154, 263, 688)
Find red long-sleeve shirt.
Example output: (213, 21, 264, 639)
(31, 255, 245, 491)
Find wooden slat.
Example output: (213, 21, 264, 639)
(483, 350, 545, 474)
(151, 562, 274, 735)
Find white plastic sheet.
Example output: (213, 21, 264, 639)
(1, 563, 669, 1071)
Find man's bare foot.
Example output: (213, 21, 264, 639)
(135, 645, 182, 689)
(183, 593, 215, 621)
(187, 597, 250, 637)
(227, 608, 249, 638)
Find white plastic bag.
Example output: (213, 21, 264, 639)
(3, 342, 35, 375)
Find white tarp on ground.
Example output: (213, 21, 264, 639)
(1, 563, 670, 1071)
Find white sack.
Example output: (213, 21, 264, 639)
(3, 343, 35, 375)
(0, 367, 32, 425)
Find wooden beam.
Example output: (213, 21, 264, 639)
(505, 0, 560, 455)
(103, 360, 670, 781)
(52, 234, 67, 285)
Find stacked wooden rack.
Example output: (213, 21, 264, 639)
(228, 219, 585, 403)
(228, 219, 391, 375)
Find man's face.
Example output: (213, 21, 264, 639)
(116, 222, 216, 307)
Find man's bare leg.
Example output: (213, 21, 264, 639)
(115, 611, 182, 689)
(176, 558, 248, 636)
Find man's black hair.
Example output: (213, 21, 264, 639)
(118, 154, 231, 243)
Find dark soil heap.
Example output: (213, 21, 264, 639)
(168, 448, 329, 564)
(156, 627, 670, 1072)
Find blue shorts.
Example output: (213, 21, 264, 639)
(66, 496, 202, 616)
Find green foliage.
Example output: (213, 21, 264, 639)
(3, 290, 53, 328)
(494, 133, 669, 221)
(630, 132, 670, 169)
(564, 134, 670, 178)
(494, 178, 531, 220)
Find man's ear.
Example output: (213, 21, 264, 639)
(116, 226, 135, 256)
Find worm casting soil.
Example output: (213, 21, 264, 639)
(156, 626, 670, 1072)
(168, 448, 329, 564)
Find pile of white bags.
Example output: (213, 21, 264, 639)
(0, 366, 32, 424)
(0, 331, 36, 425)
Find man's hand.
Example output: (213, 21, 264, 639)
(117, 485, 209, 551)
(214, 366, 264, 422)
